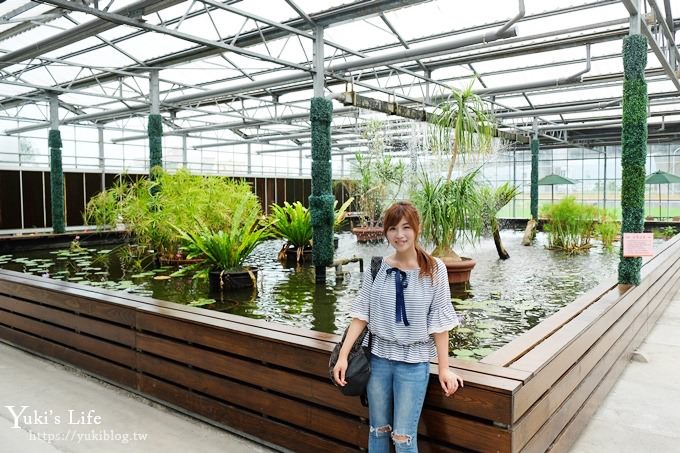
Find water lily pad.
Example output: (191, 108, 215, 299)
(67, 277, 84, 281)
(472, 348, 494, 356)
(453, 349, 475, 357)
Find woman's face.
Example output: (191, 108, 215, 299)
(386, 217, 416, 253)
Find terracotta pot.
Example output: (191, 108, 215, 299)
(208, 267, 258, 292)
(440, 257, 476, 284)
(352, 226, 384, 243)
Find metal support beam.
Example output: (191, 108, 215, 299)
(247, 143, 252, 174)
(150, 70, 160, 115)
(36, 0, 313, 73)
(48, 93, 59, 130)
(622, 0, 680, 92)
(182, 134, 188, 167)
(313, 26, 324, 97)
(98, 124, 105, 190)
(0, 0, 184, 69)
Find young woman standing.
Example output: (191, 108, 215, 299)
(333, 201, 464, 452)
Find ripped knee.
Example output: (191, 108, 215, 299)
(391, 432, 412, 445)
(369, 424, 392, 437)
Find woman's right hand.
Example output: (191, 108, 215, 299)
(333, 356, 348, 386)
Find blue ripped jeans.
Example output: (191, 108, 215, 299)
(367, 354, 430, 453)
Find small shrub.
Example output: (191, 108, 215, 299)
(652, 226, 677, 240)
(596, 209, 620, 247)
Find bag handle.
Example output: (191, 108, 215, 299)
(366, 256, 382, 353)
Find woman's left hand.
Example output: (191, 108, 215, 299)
(439, 368, 464, 397)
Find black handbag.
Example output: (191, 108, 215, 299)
(328, 327, 373, 396)
(328, 257, 381, 398)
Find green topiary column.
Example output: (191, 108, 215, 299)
(48, 129, 65, 233)
(530, 138, 539, 220)
(148, 114, 163, 177)
(618, 34, 647, 285)
(309, 97, 334, 283)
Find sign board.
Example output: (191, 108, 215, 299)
(622, 233, 654, 257)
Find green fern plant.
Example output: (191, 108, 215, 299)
(267, 198, 354, 262)
(174, 202, 270, 274)
(268, 202, 313, 261)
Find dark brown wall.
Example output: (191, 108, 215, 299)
(0, 171, 21, 229)
(0, 170, 354, 231)
(65, 173, 84, 227)
(21, 172, 45, 229)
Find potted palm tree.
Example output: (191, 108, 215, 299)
(412, 170, 484, 284)
(419, 79, 497, 282)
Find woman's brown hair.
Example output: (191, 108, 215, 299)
(382, 201, 437, 278)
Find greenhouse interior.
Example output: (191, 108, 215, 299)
(0, 0, 679, 452)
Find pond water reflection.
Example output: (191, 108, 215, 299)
(0, 231, 643, 359)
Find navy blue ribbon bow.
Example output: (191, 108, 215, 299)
(386, 267, 409, 326)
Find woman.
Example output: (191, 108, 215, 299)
(333, 201, 463, 452)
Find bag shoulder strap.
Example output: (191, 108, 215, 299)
(370, 256, 382, 282)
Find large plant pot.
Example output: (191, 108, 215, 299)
(440, 257, 476, 284)
(352, 226, 384, 243)
(281, 237, 338, 264)
(208, 267, 258, 292)
(284, 246, 313, 264)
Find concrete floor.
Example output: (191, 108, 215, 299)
(571, 290, 680, 452)
(0, 343, 276, 453)
(1, 290, 678, 453)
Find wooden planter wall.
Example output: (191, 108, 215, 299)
(0, 234, 679, 452)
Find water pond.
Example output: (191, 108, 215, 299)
(0, 231, 637, 360)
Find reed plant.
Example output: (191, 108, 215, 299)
(541, 197, 599, 253)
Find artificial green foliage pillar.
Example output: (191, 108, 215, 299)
(48, 129, 65, 233)
(530, 138, 539, 220)
(148, 114, 163, 177)
(309, 97, 334, 283)
(618, 34, 648, 285)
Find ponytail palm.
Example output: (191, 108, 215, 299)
(430, 80, 496, 180)
(412, 169, 483, 261)
(478, 183, 520, 259)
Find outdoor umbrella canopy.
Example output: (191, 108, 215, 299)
(537, 174, 578, 204)
(644, 170, 680, 218)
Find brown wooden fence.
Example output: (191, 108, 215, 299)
(1, 233, 678, 452)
